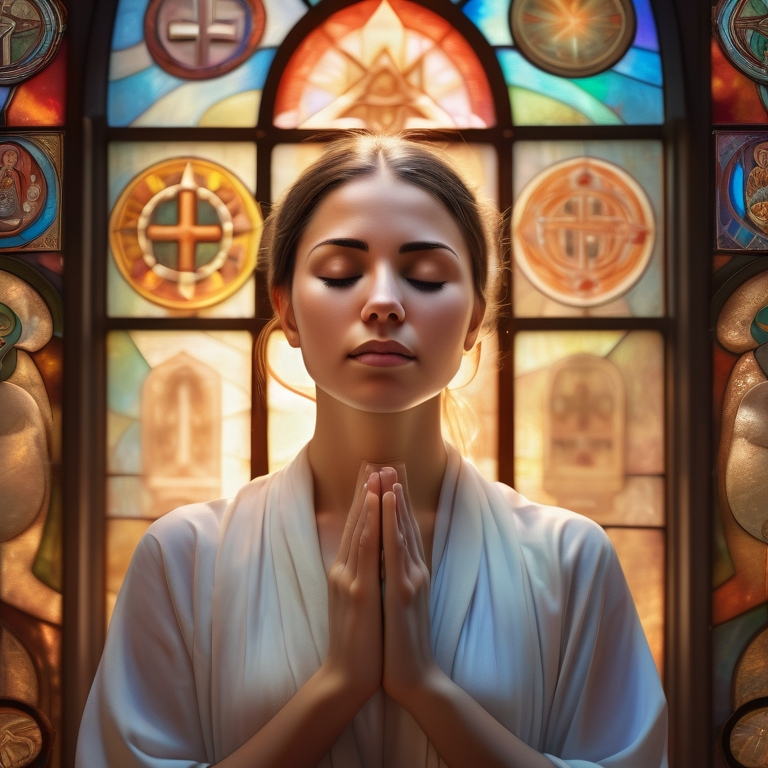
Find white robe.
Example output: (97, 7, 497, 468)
(76, 444, 668, 768)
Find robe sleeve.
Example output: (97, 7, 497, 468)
(541, 517, 668, 768)
(75, 507, 218, 768)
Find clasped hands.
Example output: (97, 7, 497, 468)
(324, 467, 438, 710)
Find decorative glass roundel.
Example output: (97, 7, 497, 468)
(512, 157, 655, 307)
(716, 0, 768, 85)
(109, 158, 262, 310)
(510, 0, 636, 78)
(144, 0, 265, 80)
(0, 0, 66, 86)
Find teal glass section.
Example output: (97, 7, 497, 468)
(498, 49, 663, 125)
(463, 0, 513, 46)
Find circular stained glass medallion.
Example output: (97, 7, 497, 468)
(510, 0, 636, 78)
(109, 157, 262, 311)
(512, 157, 655, 307)
(0, 0, 66, 86)
(723, 698, 768, 768)
(716, 0, 768, 86)
(145, 0, 265, 80)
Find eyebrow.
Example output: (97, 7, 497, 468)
(309, 238, 458, 258)
(309, 238, 368, 253)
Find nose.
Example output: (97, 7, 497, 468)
(361, 264, 404, 324)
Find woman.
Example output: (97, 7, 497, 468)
(76, 133, 668, 768)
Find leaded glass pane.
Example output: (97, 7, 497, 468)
(606, 527, 665, 677)
(273, 0, 496, 131)
(108, 0, 308, 127)
(484, 0, 662, 125)
(107, 142, 260, 317)
(716, 132, 768, 251)
(512, 141, 663, 317)
(514, 330, 665, 525)
(713, 0, 768, 125)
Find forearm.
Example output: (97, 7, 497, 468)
(214, 665, 362, 768)
(403, 668, 555, 768)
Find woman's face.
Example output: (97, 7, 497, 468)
(277, 172, 483, 414)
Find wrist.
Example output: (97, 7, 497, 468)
(388, 662, 449, 710)
(317, 661, 378, 712)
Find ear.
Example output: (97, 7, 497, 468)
(463, 297, 486, 352)
(273, 286, 301, 348)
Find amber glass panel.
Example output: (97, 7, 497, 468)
(107, 142, 259, 318)
(273, 0, 495, 131)
(106, 330, 252, 620)
(605, 527, 665, 678)
(514, 330, 665, 525)
(272, 142, 499, 206)
(512, 141, 663, 317)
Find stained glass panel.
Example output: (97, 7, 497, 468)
(606, 527, 665, 677)
(713, 0, 768, 125)
(0, 133, 62, 253)
(514, 330, 665, 525)
(512, 141, 663, 317)
(273, 0, 496, 131)
(106, 330, 252, 618)
(3, 40, 67, 127)
(484, 0, 662, 125)
(0, 254, 62, 767)
(716, 132, 768, 251)
(108, 142, 260, 317)
(108, 0, 308, 126)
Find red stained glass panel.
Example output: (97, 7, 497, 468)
(4, 40, 67, 128)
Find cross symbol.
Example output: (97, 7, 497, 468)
(539, 188, 647, 287)
(167, 0, 240, 69)
(145, 164, 223, 275)
(0, 1, 42, 67)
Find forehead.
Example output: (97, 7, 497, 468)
(298, 172, 468, 249)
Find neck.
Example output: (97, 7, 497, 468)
(308, 388, 448, 518)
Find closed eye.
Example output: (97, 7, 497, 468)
(407, 279, 446, 293)
(319, 276, 361, 288)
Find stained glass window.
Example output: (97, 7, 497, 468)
(464, 0, 663, 125)
(513, 141, 664, 317)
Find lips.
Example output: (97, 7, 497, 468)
(348, 340, 415, 358)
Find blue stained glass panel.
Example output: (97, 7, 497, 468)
(108, 0, 307, 126)
(498, 49, 663, 125)
(463, 0, 513, 46)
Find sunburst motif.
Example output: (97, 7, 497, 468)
(511, 0, 636, 78)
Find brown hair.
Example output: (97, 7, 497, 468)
(256, 132, 504, 450)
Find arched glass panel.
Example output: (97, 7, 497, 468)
(107, 0, 308, 126)
(273, 0, 496, 130)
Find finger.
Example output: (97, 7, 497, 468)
(382, 490, 406, 577)
(380, 466, 397, 497)
(336, 471, 380, 568)
(357, 483, 381, 584)
(395, 483, 426, 565)
(346, 483, 379, 577)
